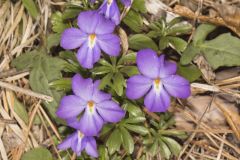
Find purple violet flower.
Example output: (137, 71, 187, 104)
(99, 0, 132, 25)
(126, 49, 191, 112)
(58, 131, 98, 157)
(56, 74, 125, 136)
(60, 11, 120, 69)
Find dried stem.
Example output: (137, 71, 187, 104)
(0, 80, 53, 102)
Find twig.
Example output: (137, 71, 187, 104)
(0, 69, 29, 79)
(191, 83, 220, 92)
(0, 118, 17, 124)
(0, 80, 53, 102)
(37, 110, 63, 160)
(216, 133, 226, 160)
(143, 108, 161, 121)
(178, 94, 216, 160)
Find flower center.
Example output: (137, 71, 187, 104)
(87, 100, 95, 113)
(88, 100, 95, 108)
(154, 78, 160, 85)
(88, 34, 96, 48)
(107, 0, 113, 4)
(78, 131, 84, 138)
(153, 78, 161, 90)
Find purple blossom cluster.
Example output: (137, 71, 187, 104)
(57, 74, 125, 157)
(57, 0, 191, 158)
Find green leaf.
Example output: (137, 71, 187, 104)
(51, 11, 69, 33)
(159, 36, 169, 50)
(159, 130, 188, 139)
(158, 140, 171, 159)
(49, 78, 71, 91)
(148, 140, 158, 156)
(59, 51, 78, 63)
(29, 54, 65, 122)
(99, 124, 114, 137)
(161, 137, 181, 156)
(99, 73, 113, 90)
(113, 73, 125, 96)
(124, 117, 146, 124)
(123, 10, 143, 33)
(147, 30, 160, 38)
(62, 7, 82, 19)
(14, 97, 29, 124)
(118, 52, 136, 65)
(98, 59, 112, 67)
(91, 66, 112, 75)
(11, 50, 41, 70)
(106, 129, 122, 155)
(123, 102, 143, 117)
(98, 145, 109, 160)
(177, 64, 201, 82)
(132, 0, 147, 13)
(193, 24, 216, 45)
(120, 127, 134, 154)
(166, 23, 192, 36)
(47, 34, 61, 50)
(180, 44, 200, 65)
(124, 124, 148, 135)
(22, 0, 39, 19)
(129, 34, 158, 51)
(200, 33, 240, 69)
(21, 147, 53, 160)
(168, 36, 187, 52)
(120, 66, 139, 77)
(167, 17, 183, 28)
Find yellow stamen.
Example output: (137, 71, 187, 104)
(78, 131, 84, 138)
(89, 34, 96, 41)
(88, 100, 95, 108)
(89, 34, 96, 46)
(154, 78, 161, 89)
(107, 0, 113, 4)
(154, 78, 160, 85)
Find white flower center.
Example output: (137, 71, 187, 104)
(78, 131, 84, 138)
(87, 100, 95, 113)
(153, 78, 161, 93)
(88, 34, 96, 48)
(107, 0, 113, 4)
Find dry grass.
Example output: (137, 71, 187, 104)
(0, 0, 239, 160)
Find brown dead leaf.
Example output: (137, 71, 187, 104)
(216, 67, 240, 81)
(214, 100, 240, 140)
(118, 27, 128, 54)
(172, 5, 240, 37)
(214, 3, 240, 29)
(194, 55, 216, 83)
(175, 96, 238, 131)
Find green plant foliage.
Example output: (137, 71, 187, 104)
(181, 24, 240, 69)
(49, 78, 72, 92)
(51, 11, 69, 33)
(129, 34, 158, 51)
(12, 50, 67, 122)
(21, 147, 53, 160)
(123, 10, 143, 33)
(22, 0, 39, 19)
(142, 113, 186, 159)
(47, 34, 61, 50)
(14, 96, 29, 124)
(103, 102, 147, 156)
(132, 0, 147, 13)
(147, 18, 192, 52)
(177, 64, 202, 82)
(123, 0, 146, 33)
(91, 55, 139, 96)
